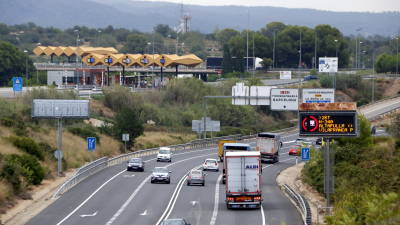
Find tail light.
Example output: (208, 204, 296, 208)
(227, 197, 234, 201)
(188, 176, 191, 179)
(254, 196, 262, 201)
(215, 162, 217, 166)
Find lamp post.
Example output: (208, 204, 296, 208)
(96, 30, 102, 47)
(334, 39, 338, 58)
(358, 41, 363, 69)
(396, 36, 399, 75)
(299, 29, 302, 68)
(273, 31, 276, 69)
(23, 50, 28, 80)
(74, 29, 79, 63)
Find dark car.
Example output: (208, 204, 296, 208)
(160, 218, 191, 225)
(316, 138, 322, 145)
(187, 169, 206, 186)
(127, 158, 145, 172)
(304, 75, 318, 81)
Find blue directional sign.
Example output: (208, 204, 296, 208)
(12, 77, 23, 92)
(87, 137, 96, 152)
(301, 148, 310, 161)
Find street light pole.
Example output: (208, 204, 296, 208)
(273, 31, 276, 69)
(359, 41, 363, 69)
(74, 29, 79, 63)
(314, 31, 317, 70)
(299, 29, 302, 68)
(396, 36, 399, 75)
(334, 39, 338, 58)
(23, 50, 28, 80)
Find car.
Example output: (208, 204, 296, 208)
(295, 138, 313, 146)
(187, 169, 206, 186)
(157, 147, 172, 162)
(151, 167, 171, 184)
(316, 138, 322, 145)
(160, 218, 191, 225)
(202, 158, 219, 171)
(288, 144, 302, 156)
(304, 75, 319, 81)
(127, 158, 145, 172)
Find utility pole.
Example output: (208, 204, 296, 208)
(252, 32, 255, 77)
(372, 50, 375, 103)
(273, 31, 276, 69)
(299, 29, 302, 68)
(314, 31, 317, 70)
(396, 36, 399, 75)
(23, 50, 28, 80)
(246, 8, 249, 73)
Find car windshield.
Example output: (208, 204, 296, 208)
(159, 150, 171, 154)
(206, 159, 216, 164)
(154, 167, 167, 173)
(129, 158, 141, 163)
(161, 219, 185, 225)
(190, 170, 202, 177)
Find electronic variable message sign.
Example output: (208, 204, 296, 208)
(299, 111, 357, 136)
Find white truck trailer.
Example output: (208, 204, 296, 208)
(225, 151, 262, 209)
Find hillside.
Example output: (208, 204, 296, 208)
(0, 0, 399, 36)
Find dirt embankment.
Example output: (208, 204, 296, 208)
(276, 162, 327, 224)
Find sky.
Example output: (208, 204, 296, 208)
(144, 0, 400, 12)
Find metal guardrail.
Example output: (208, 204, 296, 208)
(282, 184, 312, 225)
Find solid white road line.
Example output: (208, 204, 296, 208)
(57, 147, 216, 225)
(261, 205, 266, 225)
(105, 153, 216, 225)
(56, 170, 125, 225)
(156, 166, 197, 225)
(209, 174, 222, 225)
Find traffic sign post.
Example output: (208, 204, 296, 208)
(299, 102, 357, 212)
(12, 77, 23, 96)
(122, 134, 129, 152)
(87, 137, 96, 152)
(301, 148, 310, 161)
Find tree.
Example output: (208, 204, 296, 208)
(0, 41, 34, 86)
(216, 28, 239, 45)
(114, 107, 144, 149)
(121, 34, 147, 53)
(260, 58, 273, 70)
(154, 24, 175, 38)
(222, 44, 233, 73)
(261, 22, 286, 37)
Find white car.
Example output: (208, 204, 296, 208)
(202, 158, 219, 171)
(157, 147, 172, 162)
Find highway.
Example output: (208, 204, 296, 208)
(26, 133, 302, 225)
(24, 94, 400, 225)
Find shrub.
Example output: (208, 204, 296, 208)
(3, 154, 45, 186)
(67, 124, 100, 144)
(8, 136, 44, 160)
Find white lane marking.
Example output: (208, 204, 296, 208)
(56, 170, 125, 225)
(123, 174, 135, 178)
(260, 205, 266, 225)
(79, 211, 98, 218)
(56, 147, 216, 225)
(209, 174, 222, 225)
(140, 210, 147, 216)
(156, 166, 195, 225)
(106, 154, 215, 225)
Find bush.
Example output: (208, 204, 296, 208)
(113, 107, 144, 149)
(67, 124, 100, 144)
(2, 154, 45, 186)
(8, 136, 44, 160)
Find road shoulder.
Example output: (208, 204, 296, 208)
(1, 170, 74, 225)
(276, 162, 326, 224)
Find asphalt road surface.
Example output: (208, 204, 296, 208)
(26, 133, 303, 225)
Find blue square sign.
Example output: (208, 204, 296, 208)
(87, 137, 96, 152)
(301, 148, 310, 161)
(12, 77, 23, 92)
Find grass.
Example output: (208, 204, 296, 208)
(134, 131, 197, 150)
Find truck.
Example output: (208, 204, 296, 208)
(217, 139, 237, 162)
(256, 132, 281, 163)
(222, 143, 252, 184)
(225, 151, 262, 209)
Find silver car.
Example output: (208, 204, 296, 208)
(151, 167, 171, 184)
(187, 169, 206, 186)
(160, 218, 191, 225)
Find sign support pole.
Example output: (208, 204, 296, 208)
(124, 140, 127, 153)
(324, 138, 334, 214)
(57, 118, 63, 177)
